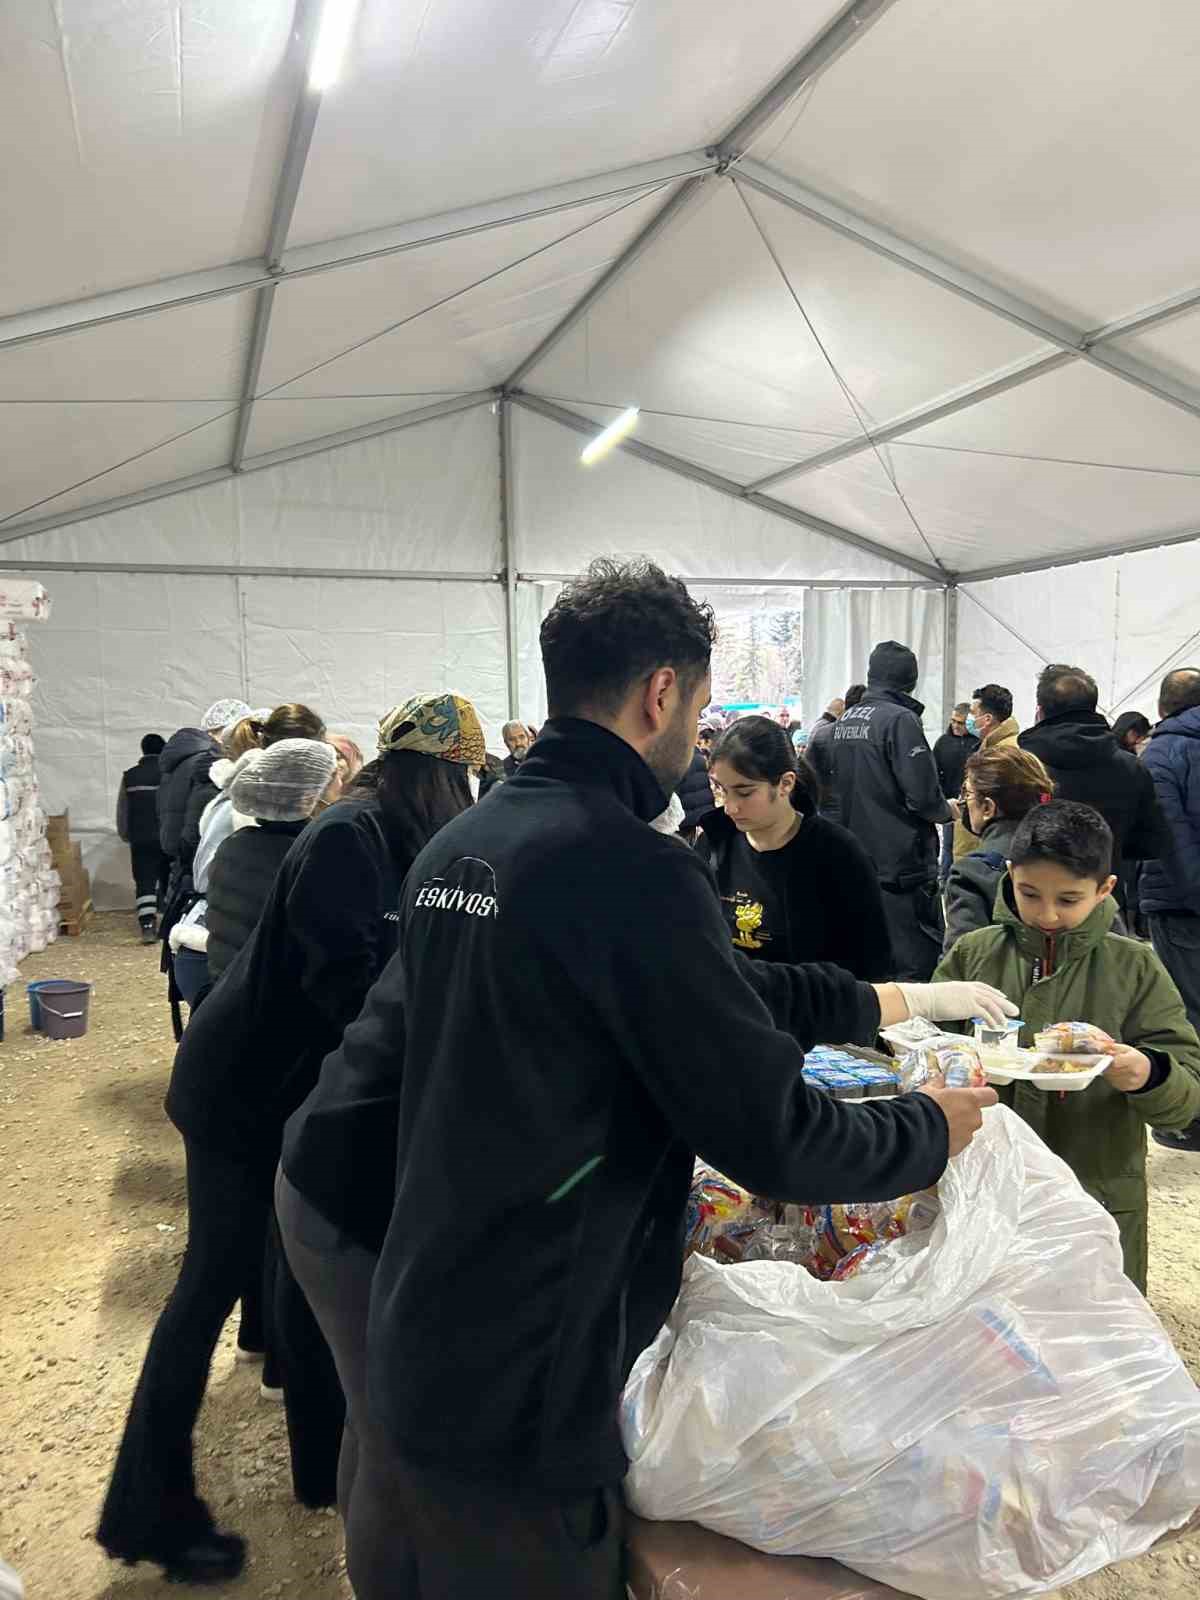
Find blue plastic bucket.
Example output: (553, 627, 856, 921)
(28, 979, 86, 1032)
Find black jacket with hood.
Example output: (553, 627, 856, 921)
(157, 728, 218, 873)
(164, 795, 405, 1162)
(286, 719, 948, 1492)
(1018, 710, 1167, 883)
(831, 643, 952, 889)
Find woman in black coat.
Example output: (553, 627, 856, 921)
(697, 715, 894, 982)
(96, 695, 479, 1583)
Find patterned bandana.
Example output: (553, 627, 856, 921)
(378, 693, 486, 767)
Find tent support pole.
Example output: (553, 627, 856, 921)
(499, 399, 520, 718)
(520, 571, 938, 590)
(231, 0, 326, 470)
(510, 390, 947, 584)
(962, 525, 1200, 584)
(0, 560, 499, 581)
(941, 585, 959, 727)
(0, 155, 715, 356)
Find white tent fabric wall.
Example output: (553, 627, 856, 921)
(956, 546, 1200, 732)
(20, 406, 506, 910)
(802, 588, 945, 736)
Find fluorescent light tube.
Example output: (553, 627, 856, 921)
(309, 0, 361, 91)
(580, 407, 640, 465)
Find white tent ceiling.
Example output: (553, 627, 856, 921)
(2, 0, 1198, 577)
(5, 0, 1200, 906)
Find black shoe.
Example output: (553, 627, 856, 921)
(101, 1529, 246, 1584)
(139, 916, 158, 944)
(1153, 1123, 1200, 1153)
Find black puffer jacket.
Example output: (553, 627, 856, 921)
(157, 728, 218, 872)
(1018, 711, 1168, 885)
(206, 821, 307, 982)
(674, 747, 711, 831)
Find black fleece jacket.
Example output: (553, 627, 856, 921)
(165, 796, 405, 1161)
(287, 719, 948, 1492)
(696, 805, 893, 980)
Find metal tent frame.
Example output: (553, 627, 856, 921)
(5, 0, 1200, 715)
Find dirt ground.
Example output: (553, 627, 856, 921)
(1, 914, 1199, 1600)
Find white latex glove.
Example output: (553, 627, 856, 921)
(898, 980, 1018, 1029)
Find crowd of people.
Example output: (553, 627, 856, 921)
(93, 563, 1200, 1598)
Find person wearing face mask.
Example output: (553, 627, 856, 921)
(697, 715, 893, 980)
(942, 746, 1054, 951)
(935, 800, 1200, 1291)
(951, 684, 1019, 863)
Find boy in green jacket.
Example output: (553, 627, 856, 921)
(935, 800, 1200, 1292)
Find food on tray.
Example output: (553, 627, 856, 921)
(1031, 1056, 1096, 1074)
(899, 1035, 987, 1091)
(1034, 1021, 1110, 1055)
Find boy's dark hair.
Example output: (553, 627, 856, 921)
(540, 558, 716, 719)
(1160, 667, 1200, 720)
(1036, 664, 1099, 716)
(972, 683, 1013, 721)
(1009, 799, 1113, 882)
(141, 733, 165, 755)
(843, 682, 867, 709)
(710, 714, 817, 816)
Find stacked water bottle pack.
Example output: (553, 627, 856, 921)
(0, 582, 59, 1007)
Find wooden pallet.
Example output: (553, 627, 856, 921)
(59, 900, 93, 937)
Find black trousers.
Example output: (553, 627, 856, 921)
(129, 841, 168, 919)
(1150, 913, 1200, 1033)
(880, 880, 944, 981)
(265, 1213, 346, 1509)
(97, 1138, 275, 1555)
(347, 1446, 626, 1600)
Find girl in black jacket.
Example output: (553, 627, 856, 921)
(97, 698, 474, 1584)
(698, 715, 894, 982)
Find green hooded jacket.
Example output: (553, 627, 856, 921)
(934, 880, 1200, 1291)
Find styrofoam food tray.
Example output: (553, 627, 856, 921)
(980, 1047, 1111, 1092)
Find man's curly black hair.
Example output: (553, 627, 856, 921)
(540, 558, 716, 719)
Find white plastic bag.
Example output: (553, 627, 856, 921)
(622, 1107, 1200, 1599)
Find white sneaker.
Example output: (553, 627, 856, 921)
(259, 1381, 285, 1403)
(235, 1347, 264, 1365)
